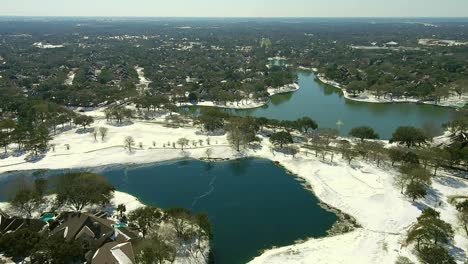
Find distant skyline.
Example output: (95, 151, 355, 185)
(2, 0, 468, 18)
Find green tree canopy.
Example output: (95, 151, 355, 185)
(390, 126, 429, 148)
(270, 131, 293, 148)
(349, 126, 379, 142)
(55, 173, 115, 211)
(128, 206, 163, 238)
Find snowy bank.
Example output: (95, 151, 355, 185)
(315, 75, 468, 109)
(180, 83, 299, 110)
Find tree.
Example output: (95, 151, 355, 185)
(349, 126, 379, 142)
(92, 129, 98, 141)
(390, 126, 429, 148)
(407, 208, 454, 251)
(387, 147, 403, 166)
(226, 117, 259, 152)
(195, 213, 213, 241)
(124, 136, 135, 152)
(337, 139, 351, 158)
(31, 234, 84, 264)
(55, 173, 115, 211)
(117, 204, 126, 218)
(99, 127, 109, 141)
(0, 119, 16, 151)
(128, 206, 163, 238)
(0, 229, 42, 259)
(25, 124, 51, 156)
(205, 148, 213, 158)
(0, 131, 11, 154)
(296, 117, 318, 133)
(395, 256, 414, 264)
(430, 147, 450, 176)
(136, 235, 176, 264)
(188, 92, 198, 103)
(177, 137, 189, 150)
(456, 200, 468, 236)
(270, 131, 293, 148)
(73, 115, 94, 130)
(105, 106, 134, 124)
(395, 164, 431, 199)
(165, 207, 195, 240)
(417, 246, 455, 264)
(10, 187, 43, 218)
(346, 80, 366, 96)
(343, 149, 358, 165)
(405, 181, 427, 202)
(367, 141, 385, 167)
(198, 108, 227, 132)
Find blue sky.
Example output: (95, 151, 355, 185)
(2, 0, 468, 17)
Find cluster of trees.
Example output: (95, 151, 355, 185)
(406, 208, 456, 264)
(0, 99, 95, 157)
(0, 173, 115, 262)
(8, 172, 115, 216)
(395, 163, 432, 201)
(0, 228, 84, 263)
(129, 207, 212, 264)
(197, 108, 317, 134)
(104, 105, 134, 124)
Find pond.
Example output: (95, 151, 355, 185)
(0, 158, 337, 264)
(232, 71, 455, 139)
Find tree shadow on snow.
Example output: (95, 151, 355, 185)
(195, 130, 225, 136)
(75, 127, 95, 134)
(11, 149, 26, 157)
(25, 153, 46, 163)
(110, 121, 134, 127)
(434, 176, 467, 189)
(413, 187, 443, 211)
(448, 242, 467, 263)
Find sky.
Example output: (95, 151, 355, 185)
(1, 0, 468, 17)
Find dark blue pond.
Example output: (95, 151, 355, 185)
(0, 159, 337, 264)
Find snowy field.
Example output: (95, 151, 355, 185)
(0, 110, 467, 263)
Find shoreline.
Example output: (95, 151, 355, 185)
(179, 83, 300, 110)
(312, 71, 467, 109)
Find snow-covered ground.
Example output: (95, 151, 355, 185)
(0, 110, 466, 263)
(64, 69, 76, 86)
(32, 42, 64, 49)
(135, 66, 152, 95)
(316, 75, 468, 109)
(180, 83, 299, 109)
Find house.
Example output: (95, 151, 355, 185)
(50, 212, 139, 264)
(91, 241, 136, 264)
(0, 211, 47, 234)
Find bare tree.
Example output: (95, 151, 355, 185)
(205, 148, 213, 158)
(124, 136, 136, 152)
(177, 137, 189, 150)
(92, 130, 98, 141)
(99, 127, 109, 141)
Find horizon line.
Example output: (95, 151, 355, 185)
(0, 15, 467, 19)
